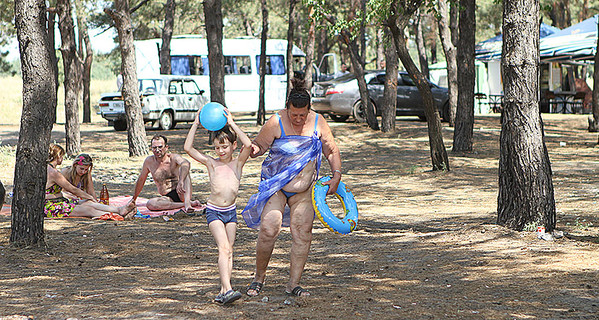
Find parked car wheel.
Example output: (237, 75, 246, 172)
(352, 100, 375, 123)
(113, 120, 127, 131)
(329, 114, 350, 122)
(159, 111, 174, 130)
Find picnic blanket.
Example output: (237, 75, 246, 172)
(110, 196, 206, 218)
(0, 197, 206, 219)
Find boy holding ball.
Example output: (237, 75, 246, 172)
(184, 106, 252, 304)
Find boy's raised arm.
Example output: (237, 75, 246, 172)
(184, 109, 210, 165)
(224, 109, 252, 166)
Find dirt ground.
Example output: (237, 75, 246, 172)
(0, 114, 598, 320)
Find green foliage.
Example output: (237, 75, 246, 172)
(92, 51, 121, 80)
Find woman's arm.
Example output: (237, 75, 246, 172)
(86, 166, 96, 200)
(49, 168, 96, 201)
(319, 114, 342, 195)
(250, 114, 279, 158)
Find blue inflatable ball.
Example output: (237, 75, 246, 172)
(199, 102, 227, 131)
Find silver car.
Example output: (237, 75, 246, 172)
(311, 71, 449, 122)
(98, 75, 208, 131)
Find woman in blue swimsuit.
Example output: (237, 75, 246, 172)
(242, 78, 343, 297)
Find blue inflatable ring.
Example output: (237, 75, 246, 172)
(312, 176, 358, 235)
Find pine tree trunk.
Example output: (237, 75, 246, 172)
(203, 0, 225, 104)
(316, 28, 330, 74)
(381, 33, 398, 133)
(589, 22, 599, 133)
(47, 8, 59, 124)
(58, 0, 81, 157)
(257, 0, 268, 125)
(105, 0, 149, 157)
(436, 0, 458, 126)
(12, 0, 57, 247)
(415, 10, 429, 79)
(453, 0, 475, 152)
(344, 32, 378, 130)
(498, 0, 556, 231)
(376, 29, 385, 69)
(303, 7, 316, 90)
(78, 13, 93, 124)
(160, 0, 175, 75)
(388, 0, 450, 171)
(286, 0, 297, 96)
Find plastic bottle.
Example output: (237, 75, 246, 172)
(100, 184, 109, 205)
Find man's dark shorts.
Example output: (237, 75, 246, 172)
(165, 189, 182, 203)
(205, 203, 237, 225)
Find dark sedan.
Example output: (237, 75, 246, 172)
(311, 71, 449, 122)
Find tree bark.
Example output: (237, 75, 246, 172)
(498, 0, 555, 231)
(453, 0, 475, 152)
(57, 0, 81, 157)
(388, 0, 450, 171)
(105, 0, 149, 157)
(415, 10, 429, 79)
(436, 0, 458, 126)
(257, 0, 268, 125)
(303, 6, 316, 90)
(589, 21, 599, 133)
(381, 32, 398, 133)
(322, 12, 378, 130)
(548, 0, 571, 29)
(316, 27, 330, 74)
(160, 0, 175, 75)
(77, 9, 93, 124)
(203, 0, 225, 104)
(47, 8, 59, 124)
(286, 0, 297, 96)
(376, 29, 385, 69)
(12, 0, 57, 246)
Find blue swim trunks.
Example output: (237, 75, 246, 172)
(205, 203, 237, 225)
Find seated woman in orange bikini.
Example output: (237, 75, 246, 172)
(45, 144, 135, 218)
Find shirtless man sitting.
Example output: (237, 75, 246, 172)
(131, 135, 200, 213)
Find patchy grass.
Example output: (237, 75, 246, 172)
(0, 76, 115, 125)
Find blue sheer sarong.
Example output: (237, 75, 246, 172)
(242, 131, 322, 229)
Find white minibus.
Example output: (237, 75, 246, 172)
(135, 35, 307, 113)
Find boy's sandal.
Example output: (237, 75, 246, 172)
(286, 286, 310, 297)
(221, 290, 242, 304)
(246, 281, 263, 296)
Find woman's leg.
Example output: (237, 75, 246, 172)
(209, 220, 234, 293)
(286, 188, 315, 296)
(70, 201, 129, 218)
(247, 191, 286, 296)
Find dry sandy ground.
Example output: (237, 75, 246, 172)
(0, 114, 598, 319)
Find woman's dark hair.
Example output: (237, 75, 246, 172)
(286, 77, 311, 109)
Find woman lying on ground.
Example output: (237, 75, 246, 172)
(45, 144, 135, 219)
(61, 153, 96, 201)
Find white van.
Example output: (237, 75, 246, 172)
(135, 36, 307, 113)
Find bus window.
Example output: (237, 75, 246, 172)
(256, 55, 285, 75)
(190, 56, 206, 75)
(171, 57, 190, 75)
(224, 56, 252, 75)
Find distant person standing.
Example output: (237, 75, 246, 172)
(334, 63, 349, 78)
(116, 73, 123, 91)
